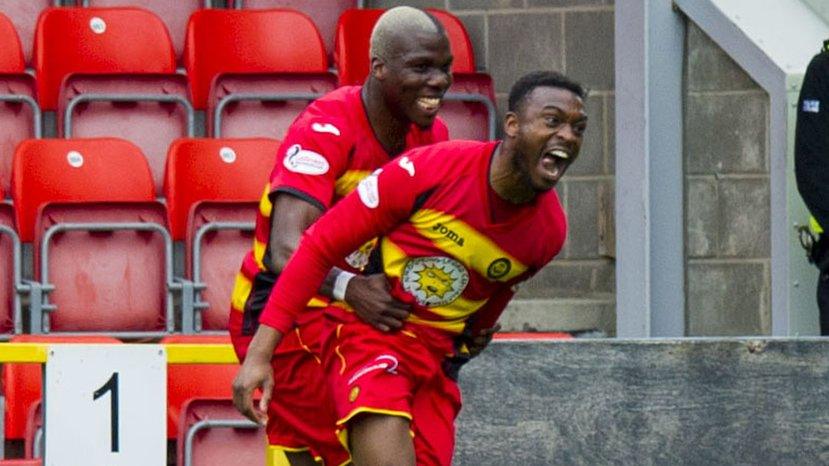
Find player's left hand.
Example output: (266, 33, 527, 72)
(346, 273, 411, 332)
(465, 323, 501, 357)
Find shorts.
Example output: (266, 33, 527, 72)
(229, 308, 350, 466)
(320, 309, 462, 466)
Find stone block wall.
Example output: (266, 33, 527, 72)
(683, 23, 771, 335)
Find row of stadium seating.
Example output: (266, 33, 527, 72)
(0, 6, 497, 195)
(0, 137, 277, 338)
(0, 334, 258, 465)
(2, 0, 357, 66)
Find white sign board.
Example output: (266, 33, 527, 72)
(44, 345, 166, 465)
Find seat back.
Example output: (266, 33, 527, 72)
(11, 138, 155, 242)
(164, 138, 277, 240)
(34, 201, 168, 334)
(0, 1, 52, 67)
(334, 8, 477, 86)
(0, 74, 38, 195)
(165, 138, 276, 332)
(208, 72, 337, 139)
(0, 202, 17, 336)
(177, 398, 265, 466)
(34, 7, 175, 110)
(443, 72, 497, 141)
(57, 73, 192, 193)
(3, 335, 121, 440)
(162, 335, 239, 438)
(187, 201, 259, 332)
(84, 0, 204, 64)
(0, 12, 25, 73)
(231, 0, 356, 61)
(184, 9, 327, 109)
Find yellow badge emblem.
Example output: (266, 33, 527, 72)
(349, 386, 360, 402)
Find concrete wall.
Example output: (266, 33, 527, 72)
(368, 2, 773, 336)
(683, 23, 771, 336)
(454, 338, 829, 464)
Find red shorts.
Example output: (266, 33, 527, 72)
(229, 308, 350, 466)
(320, 308, 462, 466)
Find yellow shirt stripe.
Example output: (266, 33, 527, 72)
(230, 272, 252, 312)
(409, 209, 527, 281)
(258, 183, 273, 218)
(335, 169, 372, 197)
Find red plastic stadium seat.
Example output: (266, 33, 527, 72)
(11, 138, 172, 335)
(164, 138, 276, 332)
(84, 0, 205, 64)
(57, 73, 192, 193)
(23, 400, 41, 459)
(443, 72, 497, 141)
(162, 335, 239, 438)
(11, 138, 155, 242)
(0, 14, 39, 195)
(0, 75, 38, 198)
(208, 72, 337, 139)
(334, 8, 477, 86)
(34, 7, 176, 110)
(176, 398, 265, 466)
(230, 0, 356, 60)
(3, 335, 121, 440)
(0, 1, 52, 66)
(184, 9, 328, 110)
(0, 460, 41, 466)
(0, 13, 25, 73)
(0, 201, 18, 337)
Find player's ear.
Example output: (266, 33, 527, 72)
(370, 57, 386, 81)
(504, 112, 519, 138)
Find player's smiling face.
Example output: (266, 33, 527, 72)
(509, 86, 587, 191)
(379, 30, 453, 128)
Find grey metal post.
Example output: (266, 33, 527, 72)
(615, 0, 686, 337)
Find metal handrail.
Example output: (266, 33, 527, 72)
(64, 93, 195, 138)
(213, 92, 323, 137)
(184, 419, 259, 466)
(0, 94, 43, 138)
(188, 221, 254, 333)
(39, 222, 176, 336)
(0, 224, 23, 335)
(443, 92, 498, 141)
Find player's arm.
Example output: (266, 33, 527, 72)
(268, 193, 410, 332)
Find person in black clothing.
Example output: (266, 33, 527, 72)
(795, 40, 829, 335)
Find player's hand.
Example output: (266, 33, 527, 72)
(232, 355, 273, 426)
(466, 323, 501, 357)
(345, 273, 411, 332)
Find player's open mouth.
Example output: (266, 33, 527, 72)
(540, 149, 571, 182)
(416, 97, 441, 113)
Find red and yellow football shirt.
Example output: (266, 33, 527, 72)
(259, 140, 567, 342)
(230, 86, 448, 335)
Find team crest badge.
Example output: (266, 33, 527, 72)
(402, 257, 469, 307)
(487, 258, 511, 279)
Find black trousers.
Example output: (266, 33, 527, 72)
(813, 235, 829, 335)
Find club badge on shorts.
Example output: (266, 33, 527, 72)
(401, 256, 469, 307)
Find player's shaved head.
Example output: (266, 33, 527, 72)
(369, 6, 445, 62)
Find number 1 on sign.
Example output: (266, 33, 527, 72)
(93, 372, 119, 452)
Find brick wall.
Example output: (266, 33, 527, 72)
(683, 23, 771, 335)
